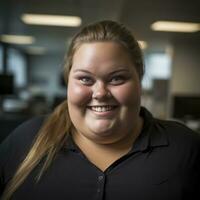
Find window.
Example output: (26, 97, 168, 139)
(7, 48, 27, 88)
(142, 53, 171, 90)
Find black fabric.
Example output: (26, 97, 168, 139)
(0, 107, 200, 200)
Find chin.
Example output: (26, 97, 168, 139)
(88, 126, 115, 137)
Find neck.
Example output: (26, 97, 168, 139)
(72, 116, 143, 171)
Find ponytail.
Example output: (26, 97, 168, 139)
(2, 100, 72, 200)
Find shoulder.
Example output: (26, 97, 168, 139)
(149, 118, 200, 175)
(154, 118, 200, 154)
(0, 116, 47, 183)
(1, 116, 46, 147)
(156, 118, 200, 140)
(141, 107, 200, 152)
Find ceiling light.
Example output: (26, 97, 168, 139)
(21, 14, 82, 27)
(0, 35, 35, 44)
(26, 47, 46, 55)
(138, 40, 147, 49)
(151, 21, 200, 32)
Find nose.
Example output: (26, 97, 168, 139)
(92, 81, 111, 100)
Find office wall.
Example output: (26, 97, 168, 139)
(29, 53, 66, 101)
(170, 38, 200, 95)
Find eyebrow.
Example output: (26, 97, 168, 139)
(73, 68, 130, 75)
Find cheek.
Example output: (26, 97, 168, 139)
(112, 82, 141, 105)
(67, 81, 91, 106)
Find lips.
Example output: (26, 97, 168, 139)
(87, 105, 118, 112)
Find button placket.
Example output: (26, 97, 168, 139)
(96, 174, 105, 199)
(98, 175, 104, 181)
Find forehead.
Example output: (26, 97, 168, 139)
(72, 42, 133, 70)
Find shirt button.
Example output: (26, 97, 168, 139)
(97, 188, 101, 193)
(98, 175, 104, 181)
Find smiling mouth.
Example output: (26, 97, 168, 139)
(87, 105, 118, 112)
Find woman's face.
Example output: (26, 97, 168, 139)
(67, 42, 142, 144)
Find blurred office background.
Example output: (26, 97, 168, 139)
(0, 0, 200, 142)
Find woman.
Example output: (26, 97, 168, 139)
(0, 20, 199, 200)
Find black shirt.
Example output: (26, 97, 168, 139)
(0, 107, 200, 200)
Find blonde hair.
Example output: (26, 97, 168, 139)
(2, 20, 144, 199)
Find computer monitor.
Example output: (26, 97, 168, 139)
(172, 95, 200, 119)
(0, 74, 14, 95)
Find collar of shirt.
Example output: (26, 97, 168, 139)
(131, 107, 169, 154)
(62, 107, 169, 154)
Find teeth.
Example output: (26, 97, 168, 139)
(90, 106, 115, 112)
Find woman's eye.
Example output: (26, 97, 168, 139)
(110, 76, 125, 85)
(79, 77, 94, 85)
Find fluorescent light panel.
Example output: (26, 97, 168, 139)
(151, 21, 200, 32)
(22, 14, 82, 27)
(26, 46, 46, 55)
(0, 34, 35, 44)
